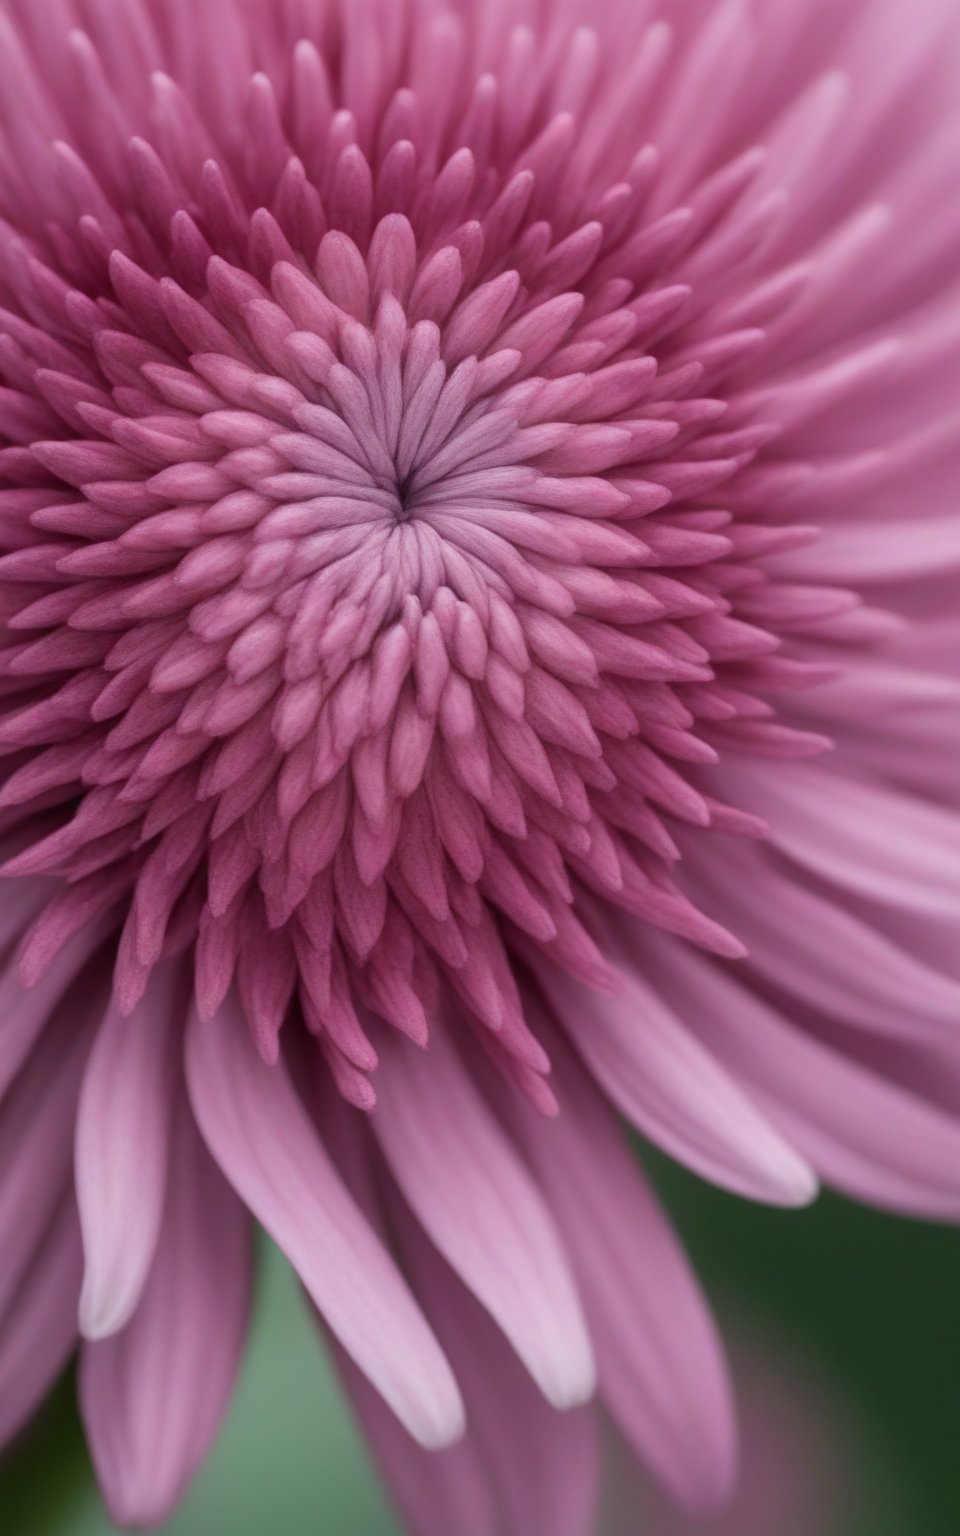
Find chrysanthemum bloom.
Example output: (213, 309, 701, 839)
(1, 0, 958, 1528)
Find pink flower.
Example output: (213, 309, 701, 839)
(0, 0, 958, 1529)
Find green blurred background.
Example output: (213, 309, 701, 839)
(3, 1153, 960, 1534)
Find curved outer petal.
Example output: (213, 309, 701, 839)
(537, 962, 817, 1206)
(80, 1097, 252, 1530)
(686, 836, 960, 1038)
(513, 1030, 738, 1513)
(732, 761, 960, 921)
(0, 991, 95, 1323)
(652, 941, 960, 1219)
(0, 909, 100, 1103)
(393, 1193, 601, 1536)
(370, 1023, 596, 1409)
(185, 998, 465, 1450)
(320, 1083, 601, 1536)
(0, 1193, 81, 1447)
(75, 964, 182, 1340)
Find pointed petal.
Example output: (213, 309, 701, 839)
(390, 1194, 601, 1536)
(0, 908, 99, 1102)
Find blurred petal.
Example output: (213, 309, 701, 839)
(0, 995, 94, 1324)
(334, 1348, 498, 1536)
(0, 1194, 81, 1447)
(516, 1030, 737, 1511)
(80, 1098, 251, 1529)
(539, 964, 816, 1207)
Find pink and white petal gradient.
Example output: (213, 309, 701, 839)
(0, 0, 957, 1530)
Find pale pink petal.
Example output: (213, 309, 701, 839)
(732, 761, 960, 921)
(75, 965, 182, 1340)
(334, 1347, 498, 1536)
(371, 1023, 596, 1409)
(538, 964, 816, 1207)
(652, 942, 960, 1218)
(515, 1031, 737, 1512)
(80, 1098, 251, 1529)
(0, 995, 95, 1325)
(185, 998, 465, 1450)
(685, 836, 960, 1038)
(0, 1194, 81, 1448)
(389, 1193, 601, 1536)
(321, 1082, 601, 1536)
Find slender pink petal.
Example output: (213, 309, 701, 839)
(652, 943, 960, 1219)
(0, 1195, 81, 1448)
(80, 1099, 251, 1529)
(539, 964, 816, 1206)
(185, 999, 465, 1450)
(515, 1032, 737, 1512)
(0, 995, 95, 1325)
(390, 1197, 602, 1536)
(334, 1347, 498, 1536)
(76, 966, 182, 1340)
(371, 1024, 596, 1409)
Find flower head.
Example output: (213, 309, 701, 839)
(1, 0, 958, 1528)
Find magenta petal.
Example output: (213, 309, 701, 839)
(80, 1098, 251, 1530)
(185, 998, 465, 1449)
(371, 1024, 596, 1409)
(76, 967, 181, 1340)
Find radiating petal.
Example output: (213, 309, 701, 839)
(80, 1098, 251, 1529)
(334, 1347, 498, 1536)
(0, 1194, 81, 1448)
(515, 1031, 737, 1511)
(185, 999, 465, 1449)
(653, 942, 960, 1219)
(538, 964, 816, 1206)
(76, 965, 183, 1340)
(371, 1023, 596, 1409)
(390, 1196, 601, 1536)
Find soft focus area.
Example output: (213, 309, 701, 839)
(0, 0, 958, 1531)
(4, 1160, 960, 1534)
